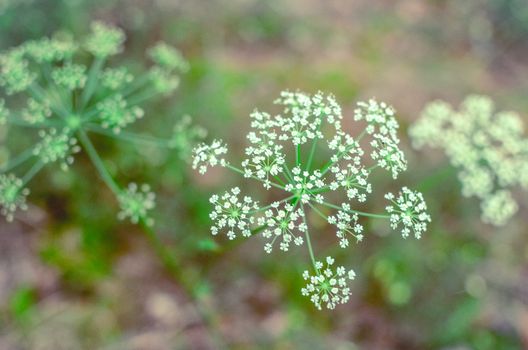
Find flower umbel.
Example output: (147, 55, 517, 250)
(385, 187, 431, 239)
(194, 91, 430, 309)
(301, 257, 356, 310)
(117, 183, 156, 226)
(409, 95, 528, 225)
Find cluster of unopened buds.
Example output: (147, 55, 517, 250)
(0, 21, 205, 224)
(193, 91, 431, 309)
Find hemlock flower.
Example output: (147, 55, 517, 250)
(0, 174, 30, 222)
(193, 90, 430, 309)
(409, 95, 528, 225)
(0, 22, 204, 223)
(192, 139, 228, 174)
(209, 187, 259, 239)
(301, 256, 356, 310)
(51, 63, 87, 90)
(117, 183, 156, 226)
(385, 187, 431, 239)
(33, 128, 81, 170)
(85, 21, 125, 58)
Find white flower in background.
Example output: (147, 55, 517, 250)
(117, 183, 156, 226)
(192, 139, 228, 174)
(409, 95, 528, 225)
(301, 256, 356, 310)
(0, 21, 198, 225)
(194, 91, 429, 310)
(33, 128, 81, 170)
(480, 190, 518, 226)
(0, 174, 30, 222)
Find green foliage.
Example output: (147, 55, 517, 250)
(0, 21, 205, 224)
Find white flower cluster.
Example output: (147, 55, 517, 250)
(97, 95, 145, 134)
(33, 128, 81, 170)
(301, 257, 356, 310)
(327, 203, 364, 248)
(0, 21, 198, 224)
(409, 95, 528, 225)
(209, 187, 259, 239)
(0, 174, 30, 222)
(193, 91, 430, 310)
(192, 139, 228, 174)
(257, 202, 306, 253)
(355, 99, 407, 178)
(117, 183, 156, 226)
(385, 187, 431, 239)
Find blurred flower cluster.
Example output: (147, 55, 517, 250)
(410, 95, 528, 225)
(0, 21, 205, 224)
(193, 91, 431, 309)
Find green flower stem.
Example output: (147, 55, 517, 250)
(226, 164, 285, 190)
(306, 117, 323, 171)
(21, 160, 44, 186)
(121, 73, 151, 97)
(5, 115, 58, 128)
(84, 124, 170, 148)
(320, 200, 389, 219)
(28, 84, 69, 120)
(126, 89, 161, 106)
(0, 149, 35, 173)
(249, 195, 296, 214)
(81, 57, 105, 109)
(282, 164, 294, 183)
(308, 202, 328, 221)
(296, 144, 301, 166)
(77, 129, 120, 194)
(300, 203, 318, 271)
(140, 220, 228, 349)
(417, 165, 457, 192)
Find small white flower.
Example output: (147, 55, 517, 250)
(117, 183, 156, 226)
(33, 128, 80, 170)
(257, 202, 306, 253)
(301, 256, 356, 310)
(209, 187, 258, 239)
(192, 139, 228, 174)
(385, 187, 431, 239)
(327, 203, 364, 248)
(0, 174, 30, 222)
(284, 166, 326, 204)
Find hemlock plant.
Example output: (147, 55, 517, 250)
(0, 21, 205, 224)
(192, 91, 431, 310)
(410, 95, 528, 226)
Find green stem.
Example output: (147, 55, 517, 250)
(81, 57, 105, 109)
(300, 203, 317, 270)
(0, 149, 34, 173)
(320, 200, 389, 219)
(77, 130, 120, 194)
(226, 164, 285, 190)
(21, 161, 44, 185)
(85, 124, 170, 148)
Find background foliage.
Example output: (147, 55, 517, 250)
(1, 0, 528, 349)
